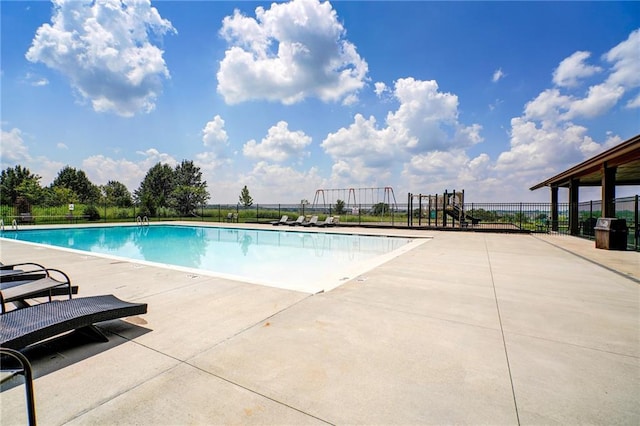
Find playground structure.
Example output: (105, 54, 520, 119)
(407, 190, 480, 228)
(312, 187, 398, 219)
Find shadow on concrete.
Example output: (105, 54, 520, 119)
(1, 320, 151, 391)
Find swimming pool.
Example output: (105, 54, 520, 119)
(1, 225, 424, 293)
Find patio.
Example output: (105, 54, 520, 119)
(1, 224, 638, 425)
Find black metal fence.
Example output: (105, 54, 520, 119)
(1, 195, 638, 250)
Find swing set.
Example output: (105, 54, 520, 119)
(312, 187, 398, 219)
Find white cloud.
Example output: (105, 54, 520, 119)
(627, 93, 640, 109)
(0, 128, 32, 165)
(243, 121, 312, 162)
(329, 157, 392, 188)
(322, 114, 393, 161)
(523, 88, 572, 123)
(24, 72, 49, 87)
(492, 68, 505, 83)
(604, 28, 640, 89)
(202, 115, 229, 147)
(82, 155, 145, 190)
(342, 93, 359, 106)
(553, 51, 602, 87)
(197, 115, 232, 171)
(400, 150, 502, 201)
(493, 29, 640, 196)
(56, 142, 68, 150)
(321, 77, 483, 187)
(83, 148, 178, 191)
(387, 78, 481, 152)
(0, 126, 64, 185)
(217, 0, 368, 105)
(564, 83, 625, 119)
(497, 118, 605, 176)
(135, 148, 178, 168)
(194, 151, 233, 173)
(488, 98, 503, 111)
(240, 161, 323, 202)
(26, 0, 175, 117)
(548, 31, 640, 121)
(374, 82, 388, 97)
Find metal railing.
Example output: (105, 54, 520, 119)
(2, 195, 638, 250)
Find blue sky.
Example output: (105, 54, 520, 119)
(1, 0, 639, 204)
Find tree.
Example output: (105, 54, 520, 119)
(239, 185, 253, 207)
(334, 199, 346, 215)
(371, 202, 389, 215)
(51, 166, 100, 203)
(0, 165, 42, 205)
(172, 160, 209, 215)
(134, 163, 175, 216)
(102, 181, 132, 207)
(43, 186, 77, 207)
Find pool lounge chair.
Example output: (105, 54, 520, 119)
(0, 294, 148, 350)
(0, 262, 47, 279)
(271, 215, 288, 225)
(301, 216, 318, 227)
(286, 215, 306, 226)
(317, 216, 335, 227)
(1, 269, 78, 313)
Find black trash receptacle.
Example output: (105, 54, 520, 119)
(595, 218, 628, 250)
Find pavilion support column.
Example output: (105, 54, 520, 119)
(569, 179, 580, 236)
(602, 163, 616, 218)
(551, 186, 559, 231)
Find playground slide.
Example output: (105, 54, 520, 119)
(445, 204, 480, 225)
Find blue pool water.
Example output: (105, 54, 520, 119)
(1, 225, 417, 292)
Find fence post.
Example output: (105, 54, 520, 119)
(519, 202, 523, 230)
(408, 193, 412, 227)
(635, 195, 639, 251)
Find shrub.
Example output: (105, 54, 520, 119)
(116, 209, 130, 219)
(83, 205, 101, 221)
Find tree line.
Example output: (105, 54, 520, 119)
(0, 160, 210, 217)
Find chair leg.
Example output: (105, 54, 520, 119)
(75, 325, 109, 342)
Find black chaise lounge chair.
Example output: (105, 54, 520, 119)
(0, 262, 47, 280)
(1, 269, 79, 313)
(0, 295, 148, 350)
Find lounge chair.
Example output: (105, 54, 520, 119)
(1, 269, 77, 313)
(19, 213, 35, 224)
(271, 215, 288, 225)
(301, 215, 318, 227)
(317, 216, 335, 227)
(0, 347, 36, 425)
(0, 294, 148, 350)
(286, 216, 306, 226)
(0, 262, 47, 279)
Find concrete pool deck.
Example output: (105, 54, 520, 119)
(1, 223, 638, 424)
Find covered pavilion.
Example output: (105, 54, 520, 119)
(530, 133, 640, 235)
